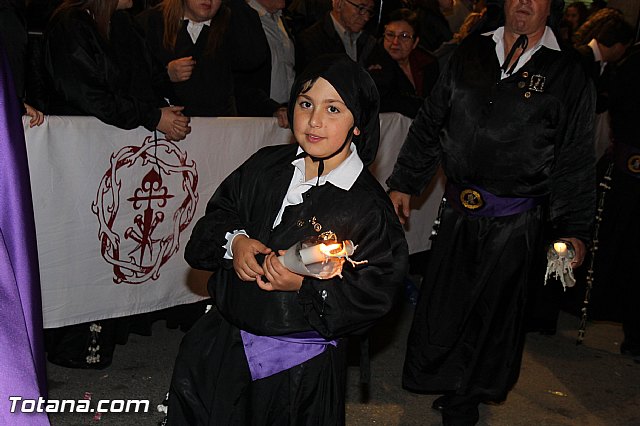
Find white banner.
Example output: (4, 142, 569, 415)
(25, 114, 443, 328)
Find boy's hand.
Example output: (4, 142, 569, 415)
(232, 235, 271, 281)
(256, 251, 303, 292)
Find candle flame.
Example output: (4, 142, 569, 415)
(319, 243, 346, 257)
(553, 242, 567, 254)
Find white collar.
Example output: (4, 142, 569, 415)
(292, 143, 363, 191)
(484, 26, 560, 77)
(588, 38, 604, 62)
(184, 18, 211, 44)
(184, 18, 211, 27)
(485, 26, 561, 53)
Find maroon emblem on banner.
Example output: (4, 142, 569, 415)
(92, 136, 198, 284)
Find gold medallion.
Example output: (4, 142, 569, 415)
(628, 155, 640, 174)
(460, 189, 483, 210)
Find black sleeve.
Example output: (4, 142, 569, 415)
(183, 159, 247, 272)
(548, 63, 596, 241)
(385, 51, 454, 195)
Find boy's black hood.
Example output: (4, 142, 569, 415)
(287, 54, 381, 166)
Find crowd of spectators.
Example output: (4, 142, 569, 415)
(4, 0, 635, 127)
(3, 0, 639, 369)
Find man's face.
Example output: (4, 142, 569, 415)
(333, 0, 375, 33)
(504, 0, 551, 36)
(256, 0, 285, 14)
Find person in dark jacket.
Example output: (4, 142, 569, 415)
(296, 0, 377, 71)
(44, 0, 190, 139)
(136, 0, 237, 117)
(591, 43, 640, 362)
(43, 0, 190, 371)
(226, 0, 294, 126)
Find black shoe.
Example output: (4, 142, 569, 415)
(432, 395, 452, 412)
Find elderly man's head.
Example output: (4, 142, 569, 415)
(331, 0, 375, 33)
(504, 0, 551, 36)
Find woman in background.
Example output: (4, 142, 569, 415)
(44, 0, 190, 140)
(136, 0, 236, 117)
(43, 0, 190, 370)
(366, 8, 439, 118)
(559, 1, 588, 45)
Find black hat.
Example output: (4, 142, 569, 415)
(287, 54, 380, 166)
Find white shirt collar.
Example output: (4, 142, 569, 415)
(184, 18, 211, 44)
(588, 38, 604, 62)
(484, 26, 560, 78)
(292, 143, 363, 191)
(485, 26, 560, 52)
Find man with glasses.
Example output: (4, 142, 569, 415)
(296, 0, 378, 71)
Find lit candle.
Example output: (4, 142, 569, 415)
(299, 244, 329, 264)
(554, 242, 568, 256)
(277, 240, 358, 278)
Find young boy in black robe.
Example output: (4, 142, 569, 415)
(167, 54, 409, 425)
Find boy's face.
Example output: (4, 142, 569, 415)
(293, 77, 359, 172)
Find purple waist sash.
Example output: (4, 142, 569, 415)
(445, 182, 543, 217)
(613, 142, 640, 178)
(240, 330, 337, 381)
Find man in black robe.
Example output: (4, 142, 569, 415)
(386, 0, 595, 424)
(591, 42, 640, 362)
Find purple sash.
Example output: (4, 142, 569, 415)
(240, 330, 337, 381)
(446, 182, 542, 217)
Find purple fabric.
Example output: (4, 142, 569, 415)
(240, 330, 337, 381)
(446, 182, 542, 217)
(0, 44, 49, 424)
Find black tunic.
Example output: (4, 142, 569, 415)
(44, 8, 162, 131)
(590, 44, 640, 350)
(387, 33, 595, 401)
(169, 144, 409, 424)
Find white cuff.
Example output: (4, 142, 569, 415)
(223, 230, 249, 259)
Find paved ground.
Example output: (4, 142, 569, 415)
(46, 301, 640, 426)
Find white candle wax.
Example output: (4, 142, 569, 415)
(554, 242, 568, 256)
(299, 244, 327, 264)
